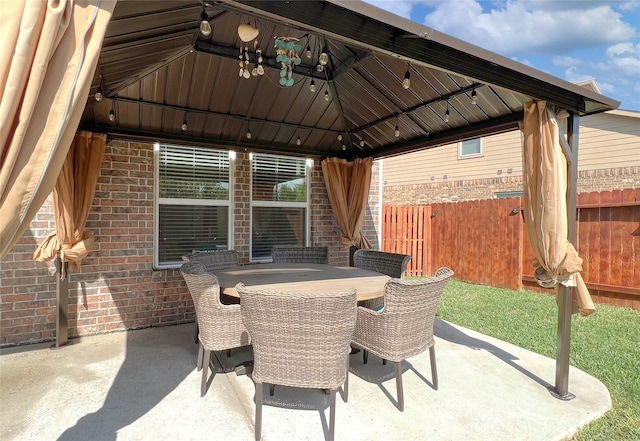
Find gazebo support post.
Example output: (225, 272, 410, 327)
(54, 258, 69, 348)
(552, 111, 579, 400)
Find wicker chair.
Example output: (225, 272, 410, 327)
(181, 249, 240, 271)
(182, 250, 241, 346)
(271, 246, 329, 264)
(180, 261, 251, 397)
(352, 249, 411, 311)
(237, 283, 357, 441)
(351, 267, 454, 411)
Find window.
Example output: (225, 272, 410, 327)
(459, 138, 482, 158)
(154, 144, 233, 268)
(251, 153, 310, 261)
(494, 191, 523, 199)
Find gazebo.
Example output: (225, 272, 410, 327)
(1, 0, 620, 400)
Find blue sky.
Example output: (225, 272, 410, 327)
(363, 0, 640, 111)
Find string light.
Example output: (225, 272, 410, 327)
(444, 102, 451, 123)
(324, 90, 329, 101)
(402, 66, 411, 89)
(246, 129, 252, 139)
(296, 134, 302, 146)
(310, 79, 316, 93)
(199, 8, 211, 37)
(319, 46, 329, 65)
(94, 92, 103, 102)
(394, 117, 400, 137)
(337, 134, 342, 141)
(471, 89, 478, 105)
(306, 44, 312, 59)
(108, 109, 115, 122)
(181, 119, 188, 132)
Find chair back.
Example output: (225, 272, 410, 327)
(353, 250, 411, 278)
(272, 246, 329, 264)
(380, 267, 454, 358)
(181, 261, 249, 350)
(237, 283, 357, 390)
(182, 250, 240, 273)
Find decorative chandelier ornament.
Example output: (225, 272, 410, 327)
(275, 36, 302, 87)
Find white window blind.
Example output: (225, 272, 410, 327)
(251, 153, 309, 261)
(155, 144, 232, 267)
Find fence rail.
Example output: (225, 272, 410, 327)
(381, 189, 640, 310)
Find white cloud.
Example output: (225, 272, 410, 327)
(605, 42, 640, 77)
(552, 56, 583, 68)
(406, 1, 637, 57)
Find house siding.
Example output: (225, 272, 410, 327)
(0, 141, 354, 346)
(383, 110, 640, 204)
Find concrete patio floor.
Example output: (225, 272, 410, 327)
(0, 319, 610, 441)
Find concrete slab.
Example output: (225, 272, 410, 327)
(0, 319, 610, 441)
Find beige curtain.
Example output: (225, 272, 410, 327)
(321, 157, 373, 250)
(521, 101, 595, 316)
(0, 0, 116, 259)
(33, 131, 106, 273)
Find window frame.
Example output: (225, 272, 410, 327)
(249, 153, 312, 263)
(458, 138, 483, 159)
(153, 143, 235, 269)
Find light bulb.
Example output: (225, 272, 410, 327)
(444, 109, 450, 123)
(246, 130, 252, 139)
(310, 80, 316, 93)
(319, 47, 328, 65)
(324, 90, 329, 101)
(337, 134, 342, 141)
(296, 136, 301, 146)
(200, 13, 211, 36)
(94, 92, 103, 102)
(402, 70, 410, 89)
(394, 125, 400, 137)
(471, 89, 478, 105)
(181, 120, 188, 132)
(108, 109, 115, 122)
(306, 45, 312, 59)
(360, 140, 365, 147)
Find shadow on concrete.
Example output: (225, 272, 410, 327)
(56, 326, 196, 441)
(434, 319, 552, 389)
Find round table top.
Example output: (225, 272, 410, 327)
(216, 263, 389, 301)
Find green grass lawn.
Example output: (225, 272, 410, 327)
(435, 280, 640, 441)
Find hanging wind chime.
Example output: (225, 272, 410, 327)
(274, 36, 302, 87)
(237, 23, 263, 79)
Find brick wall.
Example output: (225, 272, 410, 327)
(0, 141, 351, 346)
(383, 166, 640, 205)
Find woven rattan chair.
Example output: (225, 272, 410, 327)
(180, 261, 250, 397)
(351, 267, 453, 411)
(352, 249, 411, 311)
(181, 249, 240, 271)
(271, 246, 329, 264)
(182, 250, 241, 346)
(237, 283, 357, 441)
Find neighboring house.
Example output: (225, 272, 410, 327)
(382, 99, 639, 205)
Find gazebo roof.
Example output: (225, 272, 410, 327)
(81, 0, 620, 159)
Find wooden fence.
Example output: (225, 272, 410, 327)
(381, 189, 640, 310)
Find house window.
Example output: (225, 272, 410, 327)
(251, 153, 310, 262)
(154, 144, 233, 268)
(459, 138, 482, 158)
(494, 191, 523, 198)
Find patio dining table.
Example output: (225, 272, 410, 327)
(216, 263, 390, 301)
